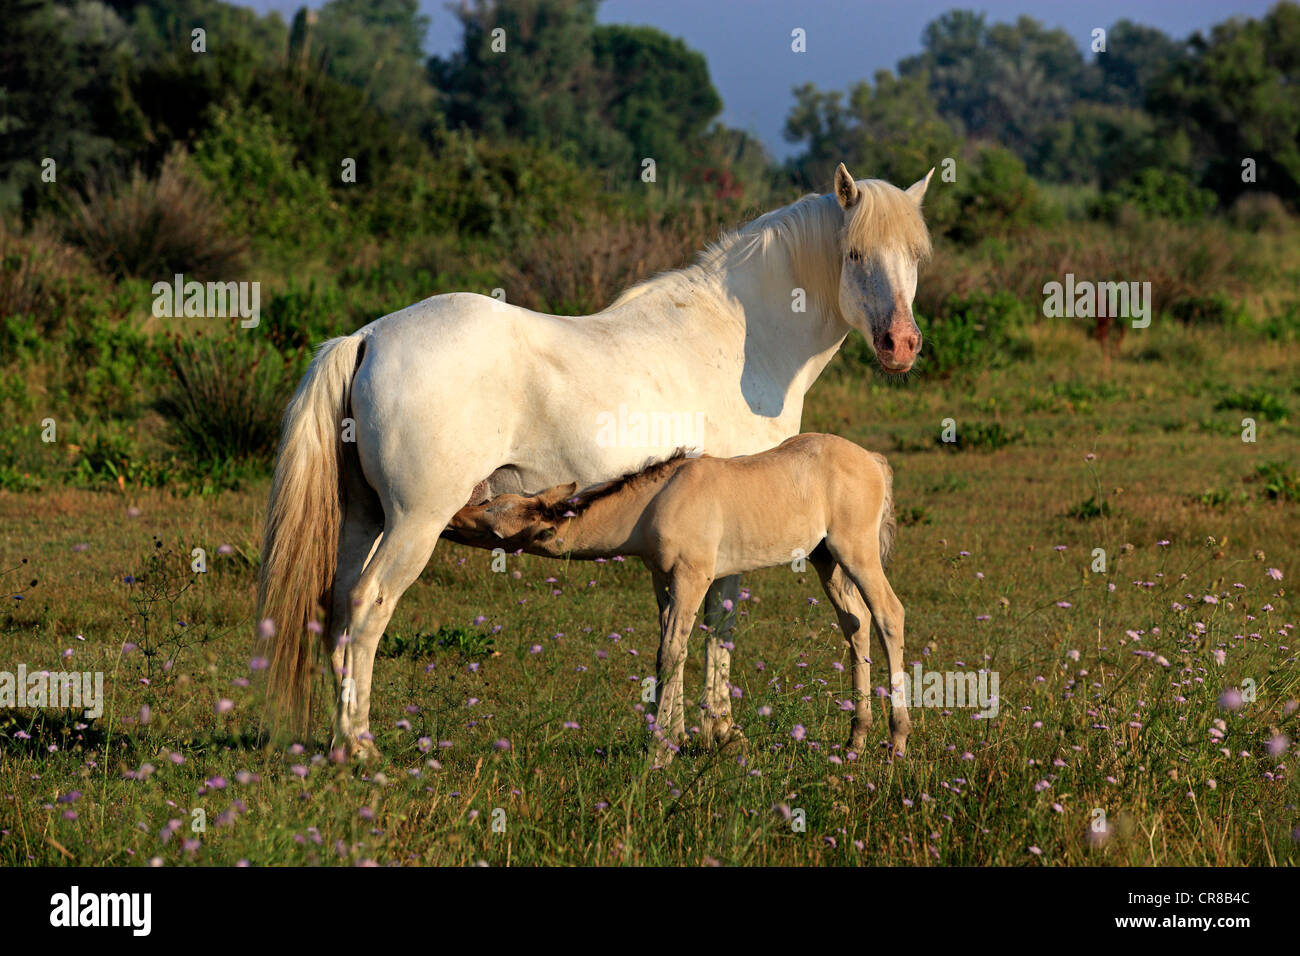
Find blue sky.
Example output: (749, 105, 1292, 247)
(240, 0, 1278, 158)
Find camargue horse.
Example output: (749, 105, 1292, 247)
(446, 433, 910, 759)
(259, 163, 932, 759)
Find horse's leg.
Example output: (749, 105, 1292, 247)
(332, 508, 446, 760)
(654, 568, 711, 761)
(810, 546, 873, 753)
(700, 574, 742, 747)
(830, 540, 912, 756)
(327, 466, 385, 753)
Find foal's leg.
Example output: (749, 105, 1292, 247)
(700, 574, 742, 746)
(653, 568, 712, 761)
(810, 548, 874, 753)
(830, 541, 912, 756)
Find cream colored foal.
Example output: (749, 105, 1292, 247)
(447, 433, 911, 759)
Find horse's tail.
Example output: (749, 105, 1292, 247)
(259, 334, 364, 737)
(869, 451, 896, 569)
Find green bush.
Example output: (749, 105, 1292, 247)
(948, 146, 1046, 245)
(1215, 388, 1289, 422)
(192, 100, 339, 248)
(1254, 461, 1300, 503)
(380, 624, 495, 659)
(917, 290, 1027, 377)
(261, 279, 355, 352)
(1168, 293, 1244, 326)
(1068, 494, 1112, 520)
(1091, 169, 1217, 223)
(937, 420, 1025, 452)
(379, 132, 599, 241)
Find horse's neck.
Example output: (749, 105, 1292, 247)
(543, 468, 681, 558)
(713, 209, 851, 406)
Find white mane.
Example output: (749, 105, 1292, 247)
(608, 180, 930, 315)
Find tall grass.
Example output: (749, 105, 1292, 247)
(156, 335, 300, 464)
(62, 152, 248, 280)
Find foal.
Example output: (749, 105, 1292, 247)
(447, 433, 911, 758)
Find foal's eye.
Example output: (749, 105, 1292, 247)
(847, 249, 862, 262)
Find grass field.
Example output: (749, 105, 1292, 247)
(1, 320, 1297, 866)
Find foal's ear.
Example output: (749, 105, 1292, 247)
(834, 163, 860, 209)
(536, 481, 579, 509)
(905, 168, 935, 205)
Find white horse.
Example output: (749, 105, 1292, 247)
(259, 163, 933, 759)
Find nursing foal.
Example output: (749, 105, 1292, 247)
(447, 433, 911, 759)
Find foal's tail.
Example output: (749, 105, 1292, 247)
(258, 335, 364, 737)
(869, 452, 896, 568)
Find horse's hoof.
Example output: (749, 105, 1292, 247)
(716, 726, 747, 753)
(346, 738, 383, 762)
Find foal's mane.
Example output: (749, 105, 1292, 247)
(536, 449, 694, 521)
(608, 179, 930, 311)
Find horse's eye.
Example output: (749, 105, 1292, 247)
(847, 249, 862, 262)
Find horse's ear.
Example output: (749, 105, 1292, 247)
(834, 163, 859, 209)
(536, 481, 578, 509)
(906, 168, 935, 205)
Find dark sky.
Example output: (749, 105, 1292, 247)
(240, 0, 1277, 158)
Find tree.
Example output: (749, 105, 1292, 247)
(1095, 19, 1185, 109)
(431, 0, 622, 166)
(592, 25, 721, 177)
(0, 0, 140, 216)
(295, 0, 437, 127)
(784, 72, 959, 185)
(900, 12, 1088, 165)
(1152, 2, 1300, 205)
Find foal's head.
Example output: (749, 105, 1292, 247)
(448, 482, 578, 549)
(833, 163, 933, 374)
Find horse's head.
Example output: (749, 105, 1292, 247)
(448, 482, 578, 550)
(833, 163, 933, 374)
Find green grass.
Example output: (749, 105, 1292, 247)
(0, 322, 1297, 866)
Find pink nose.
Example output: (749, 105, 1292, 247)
(875, 323, 921, 369)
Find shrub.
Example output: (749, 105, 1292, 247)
(1068, 494, 1112, 520)
(155, 334, 300, 464)
(1090, 169, 1217, 223)
(260, 280, 355, 352)
(504, 203, 730, 314)
(1215, 388, 1288, 422)
(1168, 293, 1244, 326)
(937, 420, 1024, 452)
(380, 624, 495, 659)
(1226, 192, 1291, 232)
(191, 100, 338, 248)
(0, 223, 100, 335)
(947, 146, 1046, 245)
(916, 290, 1027, 378)
(1253, 461, 1300, 503)
(61, 151, 247, 280)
